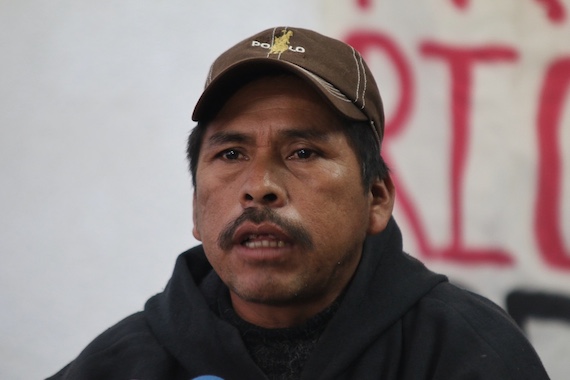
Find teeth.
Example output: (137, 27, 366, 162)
(244, 240, 286, 248)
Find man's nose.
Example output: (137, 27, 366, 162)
(240, 156, 287, 208)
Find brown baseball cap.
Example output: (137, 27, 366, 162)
(192, 26, 385, 144)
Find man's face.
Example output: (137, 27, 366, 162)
(193, 75, 391, 321)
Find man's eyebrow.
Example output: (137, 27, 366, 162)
(206, 131, 253, 147)
(279, 127, 332, 142)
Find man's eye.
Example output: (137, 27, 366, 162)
(219, 149, 241, 160)
(290, 149, 316, 160)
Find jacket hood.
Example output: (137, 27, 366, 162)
(301, 218, 447, 377)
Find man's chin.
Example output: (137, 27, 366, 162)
(229, 280, 311, 306)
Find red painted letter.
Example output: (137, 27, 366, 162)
(535, 57, 570, 270)
(534, 0, 566, 23)
(416, 42, 519, 265)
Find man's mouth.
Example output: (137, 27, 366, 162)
(218, 207, 314, 251)
(242, 234, 288, 248)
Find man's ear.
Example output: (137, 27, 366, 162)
(192, 192, 202, 241)
(367, 174, 395, 235)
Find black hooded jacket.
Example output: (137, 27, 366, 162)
(47, 218, 549, 379)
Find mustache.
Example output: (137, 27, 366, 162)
(218, 207, 314, 251)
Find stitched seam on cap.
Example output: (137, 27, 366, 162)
(268, 27, 278, 58)
(351, 47, 361, 104)
(358, 51, 367, 109)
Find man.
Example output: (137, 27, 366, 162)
(48, 27, 549, 379)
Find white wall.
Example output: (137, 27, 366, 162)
(0, 1, 320, 378)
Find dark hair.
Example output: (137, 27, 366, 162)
(186, 119, 389, 192)
(342, 120, 390, 190)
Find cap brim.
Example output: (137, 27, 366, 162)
(192, 58, 369, 123)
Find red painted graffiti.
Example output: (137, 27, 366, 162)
(346, 30, 522, 266)
(353, 0, 566, 23)
(356, 0, 372, 10)
(420, 42, 519, 265)
(534, 0, 566, 23)
(344, 28, 569, 270)
(535, 57, 570, 269)
(451, 0, 470, 10)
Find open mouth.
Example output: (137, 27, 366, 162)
(242, 234, 288, 248)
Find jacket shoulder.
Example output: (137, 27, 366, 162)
(401, 282, 549, 379)
(46, 312, 178, 380)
